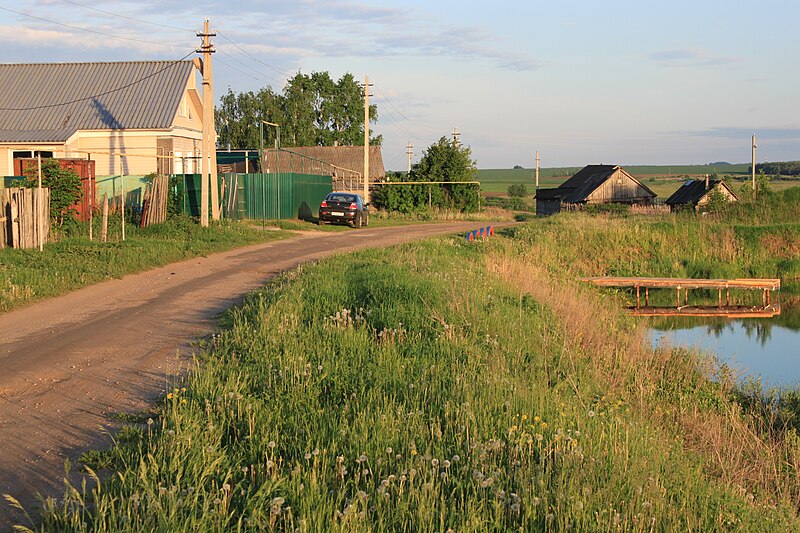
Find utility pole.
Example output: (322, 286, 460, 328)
(406, 141, 413, 176)
(362, 75, 372, 203)
(452, 127, 461, 147)
(751, 133, 757, 200)
(197, 18, 219, 225)
(535, 149, 540, 189)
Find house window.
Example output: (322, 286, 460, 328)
(178, 97, 188, 118)
(13, 150, 53, 159)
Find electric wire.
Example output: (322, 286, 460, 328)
(217, 31, 292, 78)
(0, 51, 196, 111)
(58, 0, 195, 33)
(0, 5, 188, 49)
(374, 85, 440, 134)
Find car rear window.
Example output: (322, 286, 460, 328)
(328, 194, 356, 202)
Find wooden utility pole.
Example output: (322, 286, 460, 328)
(406, 141, 413, 175)
(363, 75, 371, 203)
(535, 149, 540, 189)
(197, 19, 218, 225)
(751, 133, 757, 200)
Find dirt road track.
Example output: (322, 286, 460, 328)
(0, 221, 508, 528)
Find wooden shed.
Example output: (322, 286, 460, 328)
(534, 165, 656, 216)
(665, 177, 738, 212)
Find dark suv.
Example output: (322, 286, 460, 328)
(318, 192, 370, 227)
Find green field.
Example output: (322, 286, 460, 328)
(477, 164, 800, 199)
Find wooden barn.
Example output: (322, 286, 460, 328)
(665, 177, 738, 212)
(535, 165, 657, 216)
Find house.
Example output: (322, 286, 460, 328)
(534, 164, 657, 216)
(665, 177, 738, 212)
(0, 60, 204, 179)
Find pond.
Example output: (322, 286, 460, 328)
(649, 302, 800, 389)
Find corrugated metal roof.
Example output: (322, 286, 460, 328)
(0, 61, 195, 143)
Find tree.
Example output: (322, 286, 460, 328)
(373, 136, 479, 212)
(21, 159, 82, 226)
(215, 71, 381, 151)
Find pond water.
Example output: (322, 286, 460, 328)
(649, 303, 800, 389)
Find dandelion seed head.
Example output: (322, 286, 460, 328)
(304, 453, 312, 460)
(268, 440, 277, 449)
(431, 458, 439, 467)
(452, 455, 460, 462)
(386, 447, 393, 455)
(588, 410, 595, 418)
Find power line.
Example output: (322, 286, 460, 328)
(216, 31, 291, 78)
(0, 52, 195, 111)
(0, 5, 187, 49)
(58, 0, 194, 33)
(374, 85, 440, 134)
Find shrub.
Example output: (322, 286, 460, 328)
(507, 183, 528, 197)
(21, 159, 83, 226)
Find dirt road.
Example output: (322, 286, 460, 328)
(0, 221, 506, 528)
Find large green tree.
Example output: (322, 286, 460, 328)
(215, 71, 381, 150)
(373, 136, 479, 213)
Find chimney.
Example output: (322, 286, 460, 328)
(705, 174, 709, 190)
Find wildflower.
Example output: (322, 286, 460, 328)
(452, 455, 460, 463)
(381, 479, 389, 487)
(511, 503, 521, 513)
(147, 418, 154, 426)
(522, 414, 528, 421)
(532, 496, 541, 506)
(431, 458, 439, 468)
(357, 490, 368, 501)
(222, 483, 231, 492)
(534, 416, 541, 423)
(442, 459, 451, 468)
(304, 453, 312, 460)
(181, 388, 186, 393)
(541, 422, 548, 429)
(358, 454, 368, 463)
(411, 449, 418, 456)
(588, 410, 595, 418)
(268, 440, 277, 449)
(388, 475, 396, 483)
(181, 399, 187, 405)
(386, 447, 393, 455)
(266, 460, 275, 469)
(312, 448, 320, 456)
(399, 475, 407, 482)
(167, 429, 175, 437)
(167, 393, 174, 400)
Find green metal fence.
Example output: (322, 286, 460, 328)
(178, 173, 331, 220)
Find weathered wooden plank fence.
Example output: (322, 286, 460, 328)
(141, 175, 169, 227)
(1, 187, 50, 249)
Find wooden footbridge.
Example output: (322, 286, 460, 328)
(581, 277, 781, 318)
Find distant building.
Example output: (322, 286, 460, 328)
(665, 177, 738, 211)
(0, 60, 204, 178)
(534, 164, 656, 216)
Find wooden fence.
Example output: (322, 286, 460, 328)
(1, 187, 50, 249)
(141, 175, 169, 227)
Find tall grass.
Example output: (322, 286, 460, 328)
(0, 216, 289, 312)
(18, 235, 800, 531)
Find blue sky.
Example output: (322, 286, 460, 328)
(2, 0, 799, 169)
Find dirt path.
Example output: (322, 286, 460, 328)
(0, 221, 507, 528)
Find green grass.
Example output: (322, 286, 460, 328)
(20, 217, 800, 530)
(0, 215, 290, 312)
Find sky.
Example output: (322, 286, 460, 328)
(2, 0, 799, 170)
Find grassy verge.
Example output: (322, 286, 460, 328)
(19, 219, 800, 530)
(0, 215, 291, 312)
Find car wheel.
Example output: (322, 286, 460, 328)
(354, 214, 362, 228)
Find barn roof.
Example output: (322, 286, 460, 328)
(665, 179, 737, 205)
(534, 164, 656, 202)
(269, 145, 385, 178)
(0, 61, 196, 143)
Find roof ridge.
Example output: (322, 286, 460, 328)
(0, 60, 192, 67)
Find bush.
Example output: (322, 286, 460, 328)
(21, 159, 83, 227)
(507, 183, 528, 197)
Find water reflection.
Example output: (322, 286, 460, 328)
(649, 303, 800, 388)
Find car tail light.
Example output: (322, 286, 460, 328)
(320, 200, 328, 208)
(349, 202, 357, 209)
